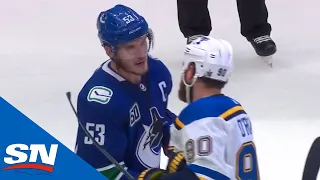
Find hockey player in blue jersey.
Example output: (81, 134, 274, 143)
(138, 37, 260, 180)
(75, 4, 176, 180)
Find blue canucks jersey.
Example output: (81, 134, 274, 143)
(75, 56, 176, 180)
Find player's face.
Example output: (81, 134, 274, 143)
(116, 36, 149, 75)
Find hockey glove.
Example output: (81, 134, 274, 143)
(166, 151, 187, 173)
(138, 168, 167, 180)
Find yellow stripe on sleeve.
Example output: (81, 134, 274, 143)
(219, 106, 244, 120)
(174, 117, 185, 129)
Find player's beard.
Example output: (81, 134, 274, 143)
(178, 79, 188, 103)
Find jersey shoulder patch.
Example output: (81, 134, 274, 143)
(87, 86, 113, 104)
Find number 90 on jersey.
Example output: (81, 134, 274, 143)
(236, 141, 260, 180)
(185, 136, 213, 163)
(185, 137, 259, 180)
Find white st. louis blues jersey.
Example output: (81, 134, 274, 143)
(169, 94, 260, 180)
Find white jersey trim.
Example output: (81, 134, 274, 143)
(102, 60, 125, 82)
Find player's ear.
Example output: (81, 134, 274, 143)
(103, 45, 114, 58)
(185, 63, 195, 83)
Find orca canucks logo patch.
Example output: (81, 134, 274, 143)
(87, 86, 113, 104)
(136, 107, 163, 168)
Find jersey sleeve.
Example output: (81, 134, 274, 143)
(172, 115, 233, 180)
(75, 89, 139, 180)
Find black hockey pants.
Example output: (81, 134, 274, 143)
(177, 0, 272, 40)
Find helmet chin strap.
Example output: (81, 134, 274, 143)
(182, 73, 198, 104)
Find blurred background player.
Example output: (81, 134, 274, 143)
(75, 4, 176, 180)
(138, 36, 260, 180)
(177, 0, 277, 57)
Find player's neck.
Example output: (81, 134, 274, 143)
(193, 86, 221, 101)
(110, 61, 141, 84)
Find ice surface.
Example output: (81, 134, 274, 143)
(1, 0, 320, 179)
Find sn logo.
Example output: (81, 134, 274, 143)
(3, 144, 59, 173)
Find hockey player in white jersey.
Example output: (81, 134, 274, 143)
(138, 36, 260, 180)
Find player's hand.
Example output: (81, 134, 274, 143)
(166, 151, 186, 173)
(138, 168, 167, 180)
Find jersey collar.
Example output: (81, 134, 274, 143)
(101, 60, 125, 82)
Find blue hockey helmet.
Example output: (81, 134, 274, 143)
(97, 4, 153, 51)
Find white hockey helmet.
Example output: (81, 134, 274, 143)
(182, 36, 233, 85)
